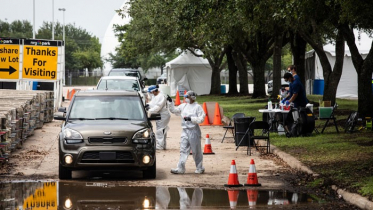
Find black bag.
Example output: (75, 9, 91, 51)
(285, 107, 315, 137)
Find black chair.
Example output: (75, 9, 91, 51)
(221, 113, 245, 143)
(247, 121, 270, 156)
(319, 103, 339, 133)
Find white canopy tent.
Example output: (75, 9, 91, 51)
(305, 30, 372, 98)
(165, 51, 212, 96)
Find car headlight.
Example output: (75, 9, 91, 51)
(63, 128, 83, 143)
(132, 128, 151, 144)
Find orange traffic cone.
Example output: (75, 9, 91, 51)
(182, 90, 187, 103)
(224, 160, 243, 187)
(212, 102, 223, 126)
(66, 89, 70, 100)
(247, 190, 258, 207)
(227, 190, 240, 209)
(199, 102, 211, 126)
(203, 134, 215, 155)
(175, 90, 181, 106)
(244, 159, 261, 186)
(70, 89, 76, 100)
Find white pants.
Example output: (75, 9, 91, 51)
(155, 111, 171, 149)
(176, 127, 204, 171)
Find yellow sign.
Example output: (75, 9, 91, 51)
(23, 45, 58, 80)
(23, 182, 57, 210)
(0, 44, 19, 79)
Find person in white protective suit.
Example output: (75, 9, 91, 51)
(177, 187, 203, 209)
(168, 90, 205, 174)
(146, 85, 171, 150)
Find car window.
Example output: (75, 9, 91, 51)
(69, 96, 144, 120)
(108, 71, 140, 79)
(97, 79, 140, 91)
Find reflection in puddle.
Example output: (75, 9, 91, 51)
(0, 181, 323, 209)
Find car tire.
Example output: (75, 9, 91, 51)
(59, 162, 72, 180)
(143, 161, 156, 179)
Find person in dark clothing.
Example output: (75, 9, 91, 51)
(283, 72, 308, 108)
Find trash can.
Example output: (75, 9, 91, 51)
(313, 79, 324, 95)
(234, 117, 255, 146)
(220, 85, 226, 94)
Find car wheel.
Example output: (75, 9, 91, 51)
(59, 162, 72, 180)
(143, 161, 156, 179)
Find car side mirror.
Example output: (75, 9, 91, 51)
(148, 113, 161, 121)
(58, 107, 67, 113)
(54, 112, 66, 121)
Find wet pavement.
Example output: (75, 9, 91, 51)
(0, 181, 328, 209)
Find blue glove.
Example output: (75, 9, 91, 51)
(281, 99, 286, 104)
(285, 100, 290, 105)
(184, 117, 191, 121)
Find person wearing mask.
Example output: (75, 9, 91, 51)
(147, 85, 171, 150)
(288, 64, 300, 82)
(283, 72, 308, 108)
(167, 90, 205, 174)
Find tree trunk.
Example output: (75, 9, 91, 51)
(209, 65, 222, 95)
(226, 45, 238, 95)
(233, 50, 249, 95)
(290, 33, 307, 86)
(341, 26, 373, 117)
(272, 32, 283, 99)
(322, 30, 344, 105)
(251, 61, 267, 98)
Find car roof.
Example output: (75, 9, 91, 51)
(100, 76, 139, 80)
(109, 68, 139, 72)
(74, 90, 139, 97)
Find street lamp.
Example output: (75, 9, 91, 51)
(59, 8, 66, 85)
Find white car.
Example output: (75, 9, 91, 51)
(96, 76, 147, 104)
(267, 78, 290, 95)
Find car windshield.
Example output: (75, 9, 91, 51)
(69, 96, 144, 120)
(97, 79, 140, 91)
(108, 71, 140, 79)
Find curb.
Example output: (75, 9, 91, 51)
(267, 143, 373, 210)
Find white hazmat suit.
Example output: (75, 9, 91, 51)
(148, 91, 171, 150)
(168, 91, 205, 174)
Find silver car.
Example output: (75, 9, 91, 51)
(54, 90, 160, 180)
(96, 76, 147, 104)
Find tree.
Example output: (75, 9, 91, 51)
(0, 19, 33, 38)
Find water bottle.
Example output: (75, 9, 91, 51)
(268, 98, 272, 110)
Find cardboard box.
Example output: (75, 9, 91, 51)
(319, 107, 333, 118)
(323, 101, 331, 107)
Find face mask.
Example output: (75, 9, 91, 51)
(185, 98, 190, 103)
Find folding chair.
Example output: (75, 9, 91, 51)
(221, 113, 245, 143)
(247, 121, 270, 156)
(320, 103, 339, 133)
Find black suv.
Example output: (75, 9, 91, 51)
(108, 68, 148, 87)
(54, 90, 159, 179)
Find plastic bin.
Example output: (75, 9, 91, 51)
(319, 107, 333, 119)
(234, 117, 255, 146)
(220, 85, 226, 94)
(313, 79, 324, 95)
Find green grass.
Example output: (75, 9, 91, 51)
(185, 94, 372, 199)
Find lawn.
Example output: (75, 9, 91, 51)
(192, 94, 373, 199)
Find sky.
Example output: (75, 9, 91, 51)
(0, 0, 126, 43)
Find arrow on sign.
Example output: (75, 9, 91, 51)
(0, 66, 17, 75)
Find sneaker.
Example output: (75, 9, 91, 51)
(171, 168, 185, 174)
(194, 168, 205, 174)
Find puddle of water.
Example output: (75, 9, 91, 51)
(0, 181, 324, 209)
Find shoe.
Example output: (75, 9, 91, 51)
(171, 168, 185, 174)
(195, 168, 205, 174)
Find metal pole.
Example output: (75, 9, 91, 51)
(52, 0, 54, 40)
(33, 0, 35, 39)
(59, 8, 66, 86)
